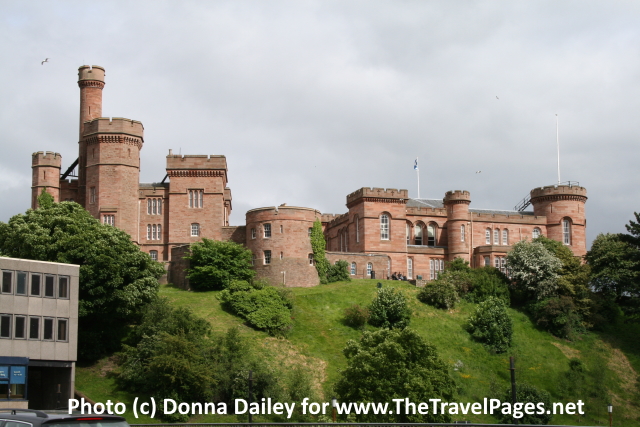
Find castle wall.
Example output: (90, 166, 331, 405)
(326, 252, 390, 279)
(31, 151, 61, 207)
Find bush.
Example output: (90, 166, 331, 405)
(417, 280, 459, 309)
(327, 260, 351, 283)
(368, 287, 411, 329)
(467, 267, 510, 304)
(310, 219, 331, 284)
(344, 304, 369, 329)
(529, 296, 584, 340)
(186, 239, 255, 291)
(466, 297, 512, 353)
(499, 382, 553, 424)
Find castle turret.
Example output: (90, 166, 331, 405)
(530, 184, 587, 257)
(31, 151, 61, 208)
(444, 190, 471, 262)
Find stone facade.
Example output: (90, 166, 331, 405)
(31, 65, 588, 287)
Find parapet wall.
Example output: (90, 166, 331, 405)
(530, 185, 587, 202)
(346, 187, 409, 206)
(166, 153, 228, 170)
(78, 65, 105, 83)
(83, 117, 144, 138)
(32, 151, 62, 167)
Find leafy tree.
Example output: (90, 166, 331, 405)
(335, 328, 455, 423)
(186, 238, 255, 291)
(530, 296, 583, 340)
(310, 219, 330, 284)
(0, 200, 163, 360)
(368, 287, 411, 329)
(468, 267, 510, 304)
(587, 233, 639, 300)
(499, 382, 553, 425)
(466, 297, 512, 353)
(327, 259, 351, 283)
(506, 240, 562, 300)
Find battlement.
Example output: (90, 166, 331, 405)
(471, 211, 546, 224)
(166, 151, 228, 170)
(530, 184, 587, 202)
(327, 212, 350, 227)
(406, 206, 447, 217)
(78, 65, 105, 83)
(83, 117, 144, 137)
(443, 190, 471, 204)
(32, 151, 62, 167)
(346, 187, 409, 205)
(321, 213, 342, 223)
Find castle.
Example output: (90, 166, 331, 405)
(31, 66, 587, 287)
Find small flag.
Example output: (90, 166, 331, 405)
(414, 158, 419, 171)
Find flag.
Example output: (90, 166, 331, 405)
(414, 158, 419, 171)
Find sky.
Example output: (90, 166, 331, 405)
(1, 0, 639, 246)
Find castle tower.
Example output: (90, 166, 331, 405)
(444, 190, 471, 262)
(31, 151, 61, 208)
(530, 184, 588, 257)
(77, 65, 106, 207)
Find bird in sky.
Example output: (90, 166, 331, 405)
(41, 58, 49, 65)
(476, 171, 482, 173)
(496, 96, 499, 100)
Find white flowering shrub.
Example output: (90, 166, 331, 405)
(506, 240, 562, 300)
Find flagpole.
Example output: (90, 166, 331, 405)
(416, 157, 420, 199)
(556, 114, 560, 185)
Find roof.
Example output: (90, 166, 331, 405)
(407, 198, 534, 216)
(139, 182, 169, 189)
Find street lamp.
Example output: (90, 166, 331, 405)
(608, 404, 613, 427)
(332, 397, 337, 423)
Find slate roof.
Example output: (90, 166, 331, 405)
(407, 198, 534, 216)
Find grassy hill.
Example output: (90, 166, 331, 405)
(76, 279, 640, 425)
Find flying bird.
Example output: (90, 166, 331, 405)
(41, 58, 49, 65)
(476, 171, 482, 173)
(496, 96, 499, 100)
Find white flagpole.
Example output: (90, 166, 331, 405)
(556, 114, 561, 185)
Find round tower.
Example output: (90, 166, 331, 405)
(245, 206, 320, 287)
(530, 184, 587, 257)
(443, 190, 471, 262)
(31, 151, 61, 208)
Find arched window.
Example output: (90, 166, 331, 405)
(461, 224, 465, 242)
(502, 229, 508, 245)
(486, 228, 491, 244)
(149, 250, 158, 261)
(415, 224, 423, 245)
(380, 214, 389, 240)
(350, 262, 357, 275)
(563, 219, 571, 245)
(427, 224, 436, 246)
(367, 262, 373, 276)
(493, 229, 499, 245)
(532, 227, 541, 239)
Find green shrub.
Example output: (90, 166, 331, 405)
(417, 279, 459, 309)
(466, 297, 512, 353)
(186, 239, 255, 291)
(327, 260, 351, 283)
(310, 219, 331, 284)
(529, 296, 584, 340)
(368, 287, 411, 329)
(343, 304, 369, 329)
(467, 267, 510, 304)
(499, 382, 553, 424)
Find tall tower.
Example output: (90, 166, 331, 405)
(31, 151, 61, 208)
(444, 190, 471, 262)
(530, 184, 588, 257)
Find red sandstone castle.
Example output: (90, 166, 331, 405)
(31, 66, 587, 287)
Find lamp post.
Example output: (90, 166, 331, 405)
(332, 397, 337, 423)
(608, 404, 612, 427)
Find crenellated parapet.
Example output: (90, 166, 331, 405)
(326, 212, 350, 227)
(78, 65, 105, 87)
(443, 190, 471, 205)
(406, 206, 447, 217)
(530, 185, 587, 204)
(166, 153, 227, 170)
(83, 117, 144, 138)
(346, 187, 408, 207)
(32, 151, 62, 167)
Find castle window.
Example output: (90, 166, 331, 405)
(350, 262, 356, 275)
(147, 225, 151, 240)
(406, 223, 410, 245)
(533, 227, 541, 239)
(427, 224, 436, 246)
(103, 215, 115, 226)
(380, 214, 389, 240)
(152, 199, 157, 214)
(147, 199, 151, 214)
(264, 250, 271, 265)
(280, 251, 283, 260)
(356, 216, 360, 243)
(367, 262, 373, 277)
(485, 228, 491, 244)
(149, 250, 158, 261)
(461, 225, 465, 242)
(280, 225, 283, 233)
(406, 259, 412, 280)
(484, 256, 490, 267)
(563, 219, 571, 245)
(157, 224, 162, 239)
(415, 224, 423, 245)
(90, 187, 96, 204)
(308, 227, 312, 237)
(493, 229, 499, 245)
(264, 223, 271, 238)
(251, 228, 256, 239)
(189, 189, 204, 208)
(502, 229, 508, 245)
(191, 223, 200, 237)
(430, 259, 444, 280)
(308, 254, 314, 265)
(252, 254, 256, 266)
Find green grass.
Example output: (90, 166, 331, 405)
(75, 280, 640, 425)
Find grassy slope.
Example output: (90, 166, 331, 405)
(76, 279, 640, 425)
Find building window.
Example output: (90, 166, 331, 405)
(90, 187, 96, 204)
(58, 276, 69, 299)
(31, 274, 41, 296)
(367, 262, 373, 276)
(16, 272, 27, 295)
(14, 316, 26, 339)
(461, 225, 465, 242)
(356, 217, 360, 243)
(147, 224, 152, 240)
(415, 224, 423, 245)
(563, 219, 571, 245)
(308, 254, 314, 265)
(29, 317, 40, 340)
(407, 259, 412, 280)
(57, 319, 68, 341)
(264, 223, 272, 238)
(427, 224, 436, 246)
(152, 224, 157, 240)
(280, 251, 283, 260)
(1, 270, 12, 294)
(264, 250, 271, 265)
(484, 256, 490, 267)
(148, 198, 162, 215)
(150, 250, 158, 261)
(103, 214, 115, 226)
(485, 228, 491, 244)
(493, 229, 499, 245)
(189, 189, 204, 208)
(43, 318, 54, 340)
(502, 229, 508, 246)
(532, 227, 541, 239)
(251, 228, 256, 239)
(380, 214, 389, 240)
(1, 315, 11, 338)
(350, 262, 356, 275)
(191, 223, 200, 237)
(44, 275, 55, 298)
(280, 225, 283, 233)
(430, 259, 444, 280)
(308, 227, 312, 237)
(406, 223, 410, 245)
(251, 254, 256, 266)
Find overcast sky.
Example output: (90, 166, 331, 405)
(2, 1, 639, 246)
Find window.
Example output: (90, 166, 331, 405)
(264, 250, 271, 265)
(563, 219, 571, 245)
(367, 262, 373, 276)
(14, 316, 26, 339)
(264, 223, 272, 238)
(1, 315, 11, 338)
(415, 225, 423, 245)
(188, 189, 204, 208)
(16, 272, 27, 295)
(280, 251, 283, 260)
(356, 217, 360, 243)
(484, 256, 490, 267)
(308, 254, 314, 265)
(486, 228, 491, 244)
(280, 225, 283, 233)
(147, 198, 163, 215)
(427, 224, 436, 246)
(461, 224, 465, 242)
(380, 214, 389, 240)
(147, 224, 152, 240)
(406, 223, 410, 245)
(407, 258, 412, 280)
(493, 229, 499, 245)
(532, 227, 541, 239)
(308, 227, 312, 237)
(150, 250, 158, 261)
(502, 229, 508, 246)
(152, 224, 157, 240)
(350, 262, 356, 275)
(43, 318, 54, 340)
(44, 275, 55, 297)
(147, 199, 151, 214)
(251, 254, 256, 266)
(29, 317, 40, 339)
(103, 214, 115, 226)
(30, 274, 41, 296)
(191, 223, 200, 236)
(251, 228, 256, 239)
(1, 270, 12, 293)
(58, 276, 69, 299)
(57, 319, 68, 341)
(90, 187, 96, 204)
(430, 259, 443, 280)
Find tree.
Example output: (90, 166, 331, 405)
(186, 238, 255, 291)
(327, 259, 351, 283)
(0, 200, 164, 360)
(587, 233, 640, 300)
(506, 240, 562, 300)
(465, 297, 513, 353)
(335, 328, 455, 423)
(310, 219, 330, 283)
(368, 287, 411, 329)
(499, 382, 553, 425)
